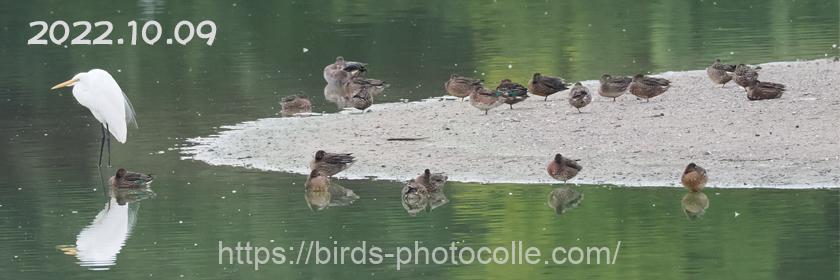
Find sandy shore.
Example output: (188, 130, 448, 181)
(182, 59, 840, 188)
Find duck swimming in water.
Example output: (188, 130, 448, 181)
(109, 168, 153, 188)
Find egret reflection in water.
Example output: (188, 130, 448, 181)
(57, 186, 156, 270)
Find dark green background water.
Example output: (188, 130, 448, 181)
(0, 1, 838, 279)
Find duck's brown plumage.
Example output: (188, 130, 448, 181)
(310, 150, 355, 177)
(345, 77, 387, 110)
(681, 163, 707, 192)
(323, 56, 366, 84)
(495, 79, 529, 109)
(734, 64, 759, 91)
(445, 74, 483, 100)
(746, 80, 785, 100)
(628, 74, 671, 102)
(706, 59, 736, 87)
(529, 73, 568, 101)
(568, 83, 592, 113)
(109, 168, 153, 188)
(547, 154, 582, 182)
(280, 94, 312, 116)
(598, 74, 631, 101)
(469, 87, 506, 115)
(415, 169, 448, 192)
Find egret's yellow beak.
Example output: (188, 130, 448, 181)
(51, 79, 78, 90)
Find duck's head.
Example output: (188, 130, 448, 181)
(532, 73, 542, 79)
(554, 153, 563, 163)
(684, 163, 697, 173)
(714, 58, 721, 63)
(309, 169, 321, 179)
(600, 74, 612, 80)
(574, 82, 583, 86)
(500, 78, 512, 84)
(314, 150, 326, 160)
(335, 56, 345, 63)
(632, 74, 645, 81)
(115, 168, 127, 179)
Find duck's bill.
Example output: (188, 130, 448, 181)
(50, 79, 77, 90)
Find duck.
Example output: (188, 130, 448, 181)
(469, 87, 506, 115)
(681, 192, 709, 220)
(344, 77, 388, 111)
(108, 168, 153, 188)
(733, 64, 760, 92)
(415, 169, 448, 192)
(706, 59, 736, 87)
(546, 154, 582, 182)
(628, 74, 671, 102)
(681, 163, 708, 192)
(568, 82, 592, 113)
(310, 150, 355, 177)
(528, 73, 568, 101)
(445, 74, 483, 101)
(746, 80, 785, 100)
(323, 56, 367, 85)
(401, 180, 430, 216)
(304, 169, 331, 211)
(598, 74, 631, 101)
(548, 187, 583, 215)
(280, 94, 312, 116)
(495, 79, 529, 109)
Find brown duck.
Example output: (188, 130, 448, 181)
(706, 59, 736, 87)
(547, 154, 582, 182)
(310, 150, 355, 177)
(109, 168, 153, 188)
(415, 169, 448, 192)
(528, 73, 568, 101)
(445, 74, 483, 100)
(746, 80, 785, 100)
(469, 87, 506, 115)
(495, 79, 529, 109)
(733, 64, 759, 92)
(323, 56, 367, 85)
(280, 94, 312, 116)
(629, 74, 671, 102)
(681, 163, 707, 192)
(598, 74, 631, 101)
(568, 82, 592, 113)
(345, 77, 387, 110)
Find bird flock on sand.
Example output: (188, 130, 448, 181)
(51, 56, 786, 216)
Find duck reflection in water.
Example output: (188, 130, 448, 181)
(548, 187, 583, 215)
(681, 192, 710, 220)
(304, 170, 359, 211)
(57, 183, 156, 270)
(401, 169, 449, 216)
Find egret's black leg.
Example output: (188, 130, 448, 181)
(106, 124, 111, 167)
(98, 124, 106, 167)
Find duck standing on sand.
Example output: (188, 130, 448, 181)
(628, 74, 671, 102)
(568, 82, 592, 113)
(445, 74, 483, 101)
(706, 59, 736, 87)
(681, 163, 708, 192)
(310, 150, 356, 177)
(598, 74, 631, 101)
(528, 73, 568, 101)
(733, 64, 760, 92)
(469, 87, 506, 115)
(323, 56, 367, 85)
(280, 94, 312, 116)
(344, 77, 388, 111)
(109, 168, 153, 188)
(495, 79, 529, 109)
(746, 80, 785, 100)
(547, 154, 582, 183)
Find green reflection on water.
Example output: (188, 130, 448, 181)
(0, 0, 838, 279)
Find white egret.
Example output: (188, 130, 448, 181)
(51, 69, 137, 167)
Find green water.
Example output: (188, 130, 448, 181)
(1, 1, 838, 279)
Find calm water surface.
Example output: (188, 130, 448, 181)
(0, 1, 838, 279)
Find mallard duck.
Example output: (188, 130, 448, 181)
(495, 79, 529, 109)
(528, 73, 568, 101)
(681, 163, 707, 192)
(469, 87, 506, 115)
(547, 154, 582, 182)
(310, 150, 355, 177)
(548, 187, 583, 215)
(280, 94, 312, 116)
(681, 192, 709, 220)
(598, 74, 631, 101)
(706, 59, 736, 87)
(109, 168, 153, 188)
(415, 169, 448, 192)
(445, 74, 483, 100)
(746, 80, 785, 100)
(401, 180, 429, 216)
(628, 74, 671, 102)
(323, 56, 366, 84)
(568, 82, 592, 113)
(733, 64, 759, 92)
